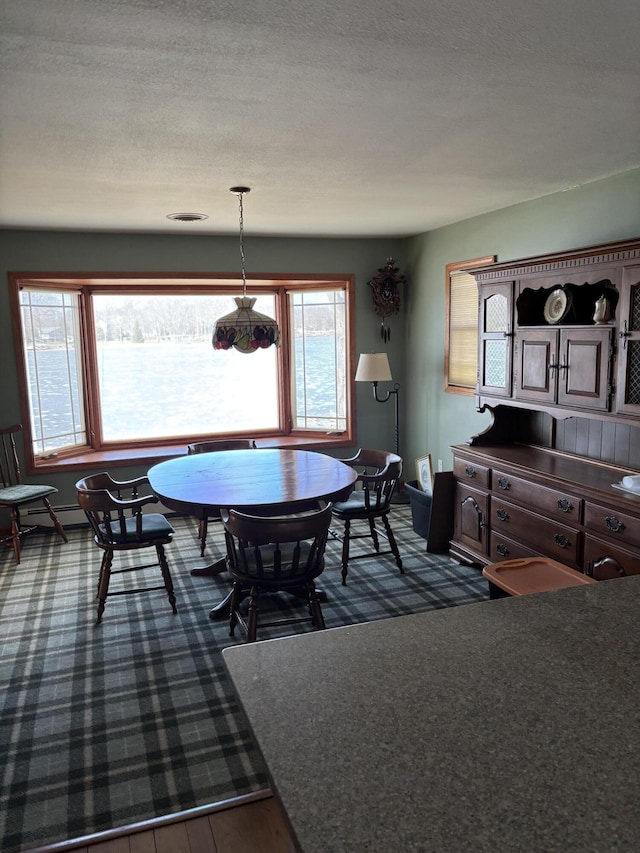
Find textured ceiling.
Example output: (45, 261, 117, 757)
(0, 0, 639, 237)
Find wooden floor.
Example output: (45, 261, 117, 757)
(28, 793, 297, 853)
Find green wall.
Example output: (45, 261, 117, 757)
(404, 168, 640, 473)
(1, 167, 639, 508)
(0, 231, 406, 504)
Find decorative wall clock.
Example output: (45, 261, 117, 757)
(367, 258, 405, 342)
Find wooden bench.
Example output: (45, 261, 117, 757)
(482, 557, 596, 599)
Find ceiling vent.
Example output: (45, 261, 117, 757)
(166, 212, 209, 222)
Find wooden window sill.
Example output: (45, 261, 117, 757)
(31, 434, 353, 474)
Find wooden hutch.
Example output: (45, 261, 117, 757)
(450, 237, 640, 580)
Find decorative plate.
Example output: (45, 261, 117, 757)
(543, 288, 571, 324)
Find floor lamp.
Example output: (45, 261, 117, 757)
(355, 352, 408, 503)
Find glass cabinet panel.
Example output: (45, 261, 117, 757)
(616, 271, 640, 414)
(478, 284, 513, 397)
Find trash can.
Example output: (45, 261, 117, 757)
(405, 480, 433, 540)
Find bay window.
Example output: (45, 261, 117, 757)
(9, 274, 355, 470)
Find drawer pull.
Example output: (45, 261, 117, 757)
(554, 533, 571, 549)
(496, 543, 509, 557)
(496, 508, 510, 521)
(464, 466, 476, 478)
(605, 516, 626, 533)
(497, 477, 511, 491)
(557, 499, 573, 513)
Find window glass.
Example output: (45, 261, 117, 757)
(19, 288, 86, 454)
(445, 256, 495, 394)
(94, 293, 279, 441)
(291, 289, 347, 431)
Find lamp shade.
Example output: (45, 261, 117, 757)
(355, 352, 393, 382)
(212, 296, 281, 354)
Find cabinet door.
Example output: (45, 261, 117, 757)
(453, 483, 488, 557)
(515, 327, 611, 410)
(615, 264, 640, 416)
(514, 329, 557, 403)
(478, 283, 513, 397)
(557, 328, 612, 411)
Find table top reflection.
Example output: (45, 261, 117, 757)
(148, 448, 357, 514)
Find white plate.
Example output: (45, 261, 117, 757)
(543, 288, 571, 324)
(611, 482, 640, 495)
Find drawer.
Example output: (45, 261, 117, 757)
(454, 458, 490, 488)
(583, 536, 640, 579)
(492, 469, 583, 523)
(585, 503, 640, 550)
(490, 533, 539, 563)
(491, 498, 580, 567)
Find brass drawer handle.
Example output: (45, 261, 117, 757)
(496, 543, 509, 557)
(554, 533, 571, 549)
(605, 516, 626, 533)
(496, 508, 510, 522)
(557, 499, 574, 513)
(497, 477, 511, 491)
(464, 466, 476, 478)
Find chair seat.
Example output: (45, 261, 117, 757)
(332, 492, 385, 517)
(99, 512, 174, 544)
(0, 483, 58, 505)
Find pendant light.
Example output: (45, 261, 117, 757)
(212, 186, 281, 354)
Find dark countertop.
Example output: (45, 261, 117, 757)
(223, 576, 640, 852)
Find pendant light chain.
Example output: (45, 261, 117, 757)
(212, 185, 280, 353)
(236, 189, 247, 298)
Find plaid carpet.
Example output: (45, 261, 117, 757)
(0, 507, 488, 852)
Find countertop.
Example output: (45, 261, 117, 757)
(222, 575, 640, 852)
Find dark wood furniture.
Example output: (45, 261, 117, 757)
(76, 473, 177, 624)
(223, 575, 640, 852)
(0, 423, 68, 563)
(451, 238, 640, 577)
(147, 449, 357, 617)
(451, 442, 640, 577)
(222, 501, 333, 642)
(330, 448, 403, 585)
(405, 471, 455, 552)
(187, 438, 257, 556)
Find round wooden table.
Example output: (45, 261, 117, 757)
(148, 448, 357, 618)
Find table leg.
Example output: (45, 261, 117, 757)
(289, 586, 328, 603)
(208, 585, 328, 622)
(191, 558, 227, 577)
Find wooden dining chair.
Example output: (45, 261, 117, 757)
(186, 438, 257, 555)
(76, 472, 177, 624)
(0, 423, 68, 564)
(221, 501, 333, 642)
(330, 448, 404, 585)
